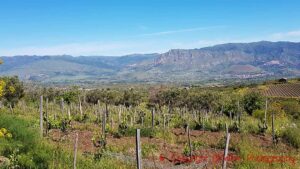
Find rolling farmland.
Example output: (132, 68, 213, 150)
(263, 83, 300, 98)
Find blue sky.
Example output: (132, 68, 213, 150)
(1, 0, 300, 56)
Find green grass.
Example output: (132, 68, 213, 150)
(0, 112, 133, 169)
(282, 127, 300, 149)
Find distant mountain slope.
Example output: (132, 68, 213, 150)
(0, 41, 299, 84)
(0, 54, 158, 83)
(128, 41, 300, 82)
(153, 41, 300, 69)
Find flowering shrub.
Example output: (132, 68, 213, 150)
(0, 80, 5, 98)
(0, 128, 12, 138)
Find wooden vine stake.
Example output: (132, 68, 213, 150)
(96, 100, 100, 122)
(60, 98, 64, 115)
(118, 106, 122, 125)
(46, 98, 49, 135)
(151, 108, 155, 129)
(187, 125, 192, 157)
(237, 101, 241, 126)
(9, 104, 13, 114)
(110, 117, 113, 130)
(163, 114, 166, 129)
(67, 107, 71, 120)
(272, 111, 275, 144)
(136, 129, 142, 169)
(73, 133, 79, 169)
(102, 109, 106, 139)
(39, 95, 43, 137)
(79, 97, 83, 119)
(264, 99, 268, 129)
(222, 124, 230, 169)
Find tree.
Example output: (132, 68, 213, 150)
(61, 88, 80, 105)
(86, 88, 121, 105)
(242, 92, 263, 115)
(1, 76, 24, 107)
(122, 88, 142, 107)
(158, 88, 181, 113)
(0, 60, 4, 98)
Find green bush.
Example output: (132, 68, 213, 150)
(281, 100, 300, 119)
(242, 92, 263, 116)
(0, 113, 48, 168)
(0, 113, 133, 169)
(142, 143, 157, 157)
(282, 127, 300, 149)
(253, 109, 264, 121)
(117, 123, 157, 138)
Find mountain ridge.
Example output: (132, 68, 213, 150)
(1, 41, 299, 84)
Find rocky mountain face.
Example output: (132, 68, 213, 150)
(153, 41, 300, 70)
(0, 41, 299, 84)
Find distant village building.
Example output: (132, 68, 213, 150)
(278, 78, 288, 83)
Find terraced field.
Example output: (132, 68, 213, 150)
(263, 83, 300, 98)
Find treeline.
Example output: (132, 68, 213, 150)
(1, 76, 299, 121)
(23, 84, 266, 117)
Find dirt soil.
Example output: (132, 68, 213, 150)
(48, 124, 296, 169)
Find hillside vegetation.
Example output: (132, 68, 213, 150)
(0, 78, 300, 168)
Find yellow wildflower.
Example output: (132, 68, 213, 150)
(0, 80, 5, 97)
(0, 131, 4, 138)
(6, 133, 12, 138)
(0, 128, 7, 135)
(9, 86, 15, 94)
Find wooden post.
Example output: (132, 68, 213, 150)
(221, 105, 224, 116)
(83, 93, 86, 104)
(229, 111, 232, 125)
(163, 114, 166, 129)
(151, 108, 155, 129)
(222, 124, 230, 169)
(40, 95, 43, 137)
(187, 125, 192, 157)
(133, 109, 136, 124)
(105, 103, 108, 119)
(201, 116, 205, 131)
(192, 110, 195, 119)
(110, 117, 113, 130)
(54, 103, 57, 120)
(9, 104, 13, 113)
(79, 97, 83, 119)
(97, 100, 101, 122)
(141, 117, 144, 127)
(118, 106, 122, 125)
(264, 99, 268, 128)
(136, 129, 142, 169)
(46, 98, 49, 135)
(237, 101, 241, 126)
(102, 109, 106, 138)
(272, 111, 275, 144)
(73, 133, 79, 169)
(60, 98, 64, 115)
(68, 107, 71, 120)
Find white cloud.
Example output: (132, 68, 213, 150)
(0, 42, 152, 56)
(0, 38, 257, 56)
(271, 30, 300, 40)
(139, 26, 226, 37)
(4, 30, 297, 56)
